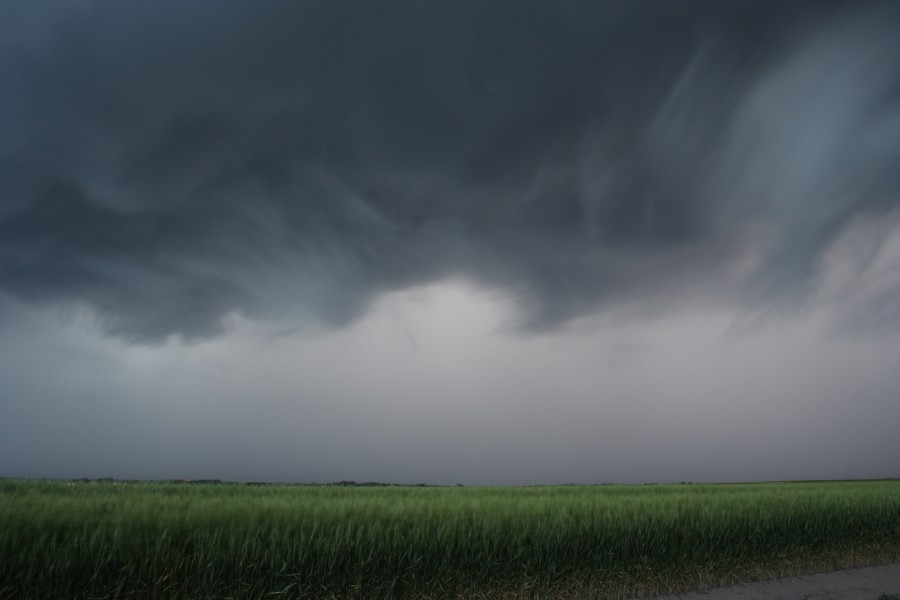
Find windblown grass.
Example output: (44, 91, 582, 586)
(1, 479, 898, 599)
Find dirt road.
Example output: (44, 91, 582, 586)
(640, 563, 900, 600)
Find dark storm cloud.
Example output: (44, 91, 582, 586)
(1, 0, 899, 340)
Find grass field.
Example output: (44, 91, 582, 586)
(1, 479, 898, 599)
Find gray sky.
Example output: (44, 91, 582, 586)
(1, 1, 899, 484)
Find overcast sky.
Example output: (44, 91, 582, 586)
(1, 1, 899, 484)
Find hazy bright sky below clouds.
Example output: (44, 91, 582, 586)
(1, 1, 900, 483)
(2, 270, 898, 484)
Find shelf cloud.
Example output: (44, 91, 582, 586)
(1, 1, 899, 342)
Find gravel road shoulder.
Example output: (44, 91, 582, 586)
(638, 563, 900, 600)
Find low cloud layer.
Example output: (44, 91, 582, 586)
(2, 1, 900, 340)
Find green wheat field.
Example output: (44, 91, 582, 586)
(1, 479, 898, 599)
